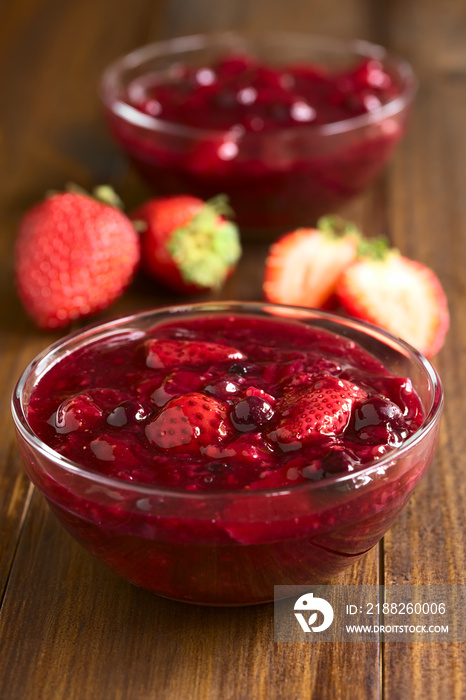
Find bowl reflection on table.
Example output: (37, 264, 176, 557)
(11, 303, 442, 606)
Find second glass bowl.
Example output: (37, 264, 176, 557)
(100, 32, 417, 234)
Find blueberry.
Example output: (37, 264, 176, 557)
(322, 448, 359, 476)
(267, 101, 289, 123)
(230, 396, 275, 432)
(207, 461, 229, 473)
(107, 406, 128, 427)
(354, 397, 405, 432)
(352, 396, 408, 446)
(228, 362, 260, 376)
(214, 89, 237, 109)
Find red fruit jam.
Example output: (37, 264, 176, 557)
(103, 49, 414, 229)
(21, 312, 436, 605)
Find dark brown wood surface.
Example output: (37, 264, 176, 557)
(0, 1, 464, 698)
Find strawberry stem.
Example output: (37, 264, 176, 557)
(92, 185, 124, 209)
(64, 182, 91, 198)
(356, 236, 391, 260)
(167, 199, 241, 289)
(57, 183, 124, 209)
(205, 194, 235, 219)
(317, 215, 360, 239)
(317, 215, 391, 261)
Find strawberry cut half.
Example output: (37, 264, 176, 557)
(145, 392, 233, 452)
(263, 217, 359, 309)
(270, 377, 367, 448)
(336, 252, 450, 357)
(144, 339, 245, 369)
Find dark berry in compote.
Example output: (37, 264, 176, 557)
(230, 395, 275, 432)
(349, 395, 409, 446)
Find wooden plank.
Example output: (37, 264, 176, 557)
(0, 0, 162, 601)
(0, 490, 381, 700)
(157, 0, 375, 40)
(380, 1, 466, 697)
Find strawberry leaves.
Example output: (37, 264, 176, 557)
(132, 194, 242, 293)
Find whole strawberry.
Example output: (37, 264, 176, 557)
(15, 187, 140, 329)
(131, 194, 241, 293)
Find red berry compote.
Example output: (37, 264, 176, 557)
(17, 306, 440, 605)
(102, 39, 415, 230)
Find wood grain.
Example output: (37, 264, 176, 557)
(0, 491, 381, 700)
(0, 0, 465, 698)
(379, 3, 466, 698)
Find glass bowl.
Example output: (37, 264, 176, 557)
(100, 32, 417, 234)
(11, 302, 442, 606)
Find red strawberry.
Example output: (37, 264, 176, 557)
(336, 251, 449, 357)
(270, 377, 367, 446)
(145, 392, 233, 451)
(263, 217, 359, 309)
(49, 394, 103, 434)
(131, 194, 241, 293)
(15, 187, 140, 329)
(144, 339, 245, 369)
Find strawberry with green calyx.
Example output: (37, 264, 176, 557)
(15, 185, 140, 330)
(263, 215, 360, 309)
(132, 194, 242, 293)
(336, 242, 449, 358)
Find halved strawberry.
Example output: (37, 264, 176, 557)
(270, 377, 367, 447)
(336, 251, 449, 357)
(263, 217, 359, 308)
(145, 392, 233, 452)
(144, 339, 245, 369)
(48, 394, 103, 434)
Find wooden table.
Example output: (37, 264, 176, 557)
(0, 1, 464, 698)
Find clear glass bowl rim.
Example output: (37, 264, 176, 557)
(11, 301, 443, 502)
(99, 30, 418, 140)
